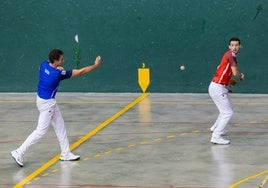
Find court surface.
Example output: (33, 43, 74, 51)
(1, 92, 268, 188)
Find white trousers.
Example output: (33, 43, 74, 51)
(209, 82, 234, 139)
(18, 96, 70, 156)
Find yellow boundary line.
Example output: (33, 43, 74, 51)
(229, 170, 268, 188)
(13, 93, 149, 188)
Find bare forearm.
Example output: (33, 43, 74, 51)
(71, 56, 101, 77)
(72, 64, 99, 77)
(79, 64, 98, 74)
(233, 70, 242, 78)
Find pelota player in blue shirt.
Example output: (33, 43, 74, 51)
(11, 49, 101, 167)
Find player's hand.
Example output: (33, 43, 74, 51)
(240, 73, 245, 80)
(94, 56, 101, 67)
(56, 66, 64, 70)
(229, 78, 237, 86)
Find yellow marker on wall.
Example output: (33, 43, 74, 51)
(138, 63, 150, 93)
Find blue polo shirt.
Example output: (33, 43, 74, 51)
(37, 60, 72, 99)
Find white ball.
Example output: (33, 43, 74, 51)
(74, 34, 79, 43)
(180, 65, 185, 71)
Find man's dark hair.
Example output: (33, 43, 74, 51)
(49, 49, 63, 63)
(229, 37, 241, 45)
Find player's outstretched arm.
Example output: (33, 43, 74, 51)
(71, 56, 101, 77)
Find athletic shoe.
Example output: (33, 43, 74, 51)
(210, 127, 228, 136)
(11, 150, 24, 167)
(60, 152, 80, 161)
(211, 137, 230, 145)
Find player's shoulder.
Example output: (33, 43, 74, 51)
(40, 60, 49, 68)
(224, 50, 236, 58)
(42, 60, 49, 64)
(223, 50, 231, 55)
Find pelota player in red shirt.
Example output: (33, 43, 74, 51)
(209, 37, 245, 145)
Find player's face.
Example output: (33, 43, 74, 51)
(229, 41, 241, 54)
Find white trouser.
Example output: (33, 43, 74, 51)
(209, 82, 234, 139)
(18, 96, 70, 156)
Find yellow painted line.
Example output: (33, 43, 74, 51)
(13, 93, 149, 188)
(105, 150, 112, 154)
(83, 157, 90, 161)
(140, 141, 148, 145)
(93, 153, 101, 158)
(154, 138, 162, 141)
(167, 135, 175, 139)
(128, 144, 135, 148)
(42, 173, 49, 177)
(229, 170, 268, 188)
(33, 177, 40, 181)
(51, 169, 59, 173)
(69, 93, 149, 150)
(192, 130, 201, 133)
(179, 132, 188, 136)
(116, 147, 124, 151)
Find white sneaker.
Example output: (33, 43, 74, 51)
(11, 150, 24, 167)
(60, 152, 80, 161)
(211, 137, 230, 145)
